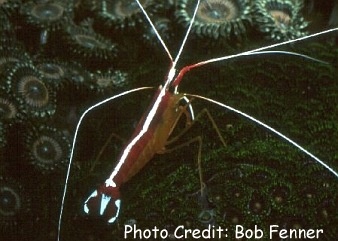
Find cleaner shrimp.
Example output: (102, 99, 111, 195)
(57, 1, 338, 240)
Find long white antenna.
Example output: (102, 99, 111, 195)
(173, 0, 201, 67)
(136, 0, 201, 70)
(188, 94, 338, 179)
(196, 28, 338, 67)
(135, 0, 173, 62)
(172, 27, 338, 87)
(241, 50, 329, 65)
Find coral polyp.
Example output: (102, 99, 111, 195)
(96, 0, 156, 30)
(198, 209, 216, 225)
(267, 181, 293, 210)
(90, 69, 129, 92)
(142, 16, 174, 47)
(0, 0, 20, 15)
(248, 190, 270, 216)
(62, 61, 92, 88)
(24, 125, 71, 173)
(62, 20, 118, 67)
(20, 0, 73, 30)
(253, 0, 308, 41)
(0, 93, 19, 122)
(35, 60, 67, 89)
(222, 206, 244, 225)
(175, 0, 253, 40)
(0, 8, 12, 34)
(18, 76, 49, 107)
(0, 175, 30, 232)
(0, 46, 32, 72)
(6, 63, 56, 118)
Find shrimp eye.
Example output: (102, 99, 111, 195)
(84, 186, 121, 223)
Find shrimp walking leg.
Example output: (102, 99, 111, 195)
(160, 108, 228, 203)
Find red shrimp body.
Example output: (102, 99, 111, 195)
(84, 84, 185, 223)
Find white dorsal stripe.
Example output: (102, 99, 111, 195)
(105, 179, 116, 187)
(108, 85, 171, 182)
(187, 94, 338, 179)
(107, 0, 202, 198)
